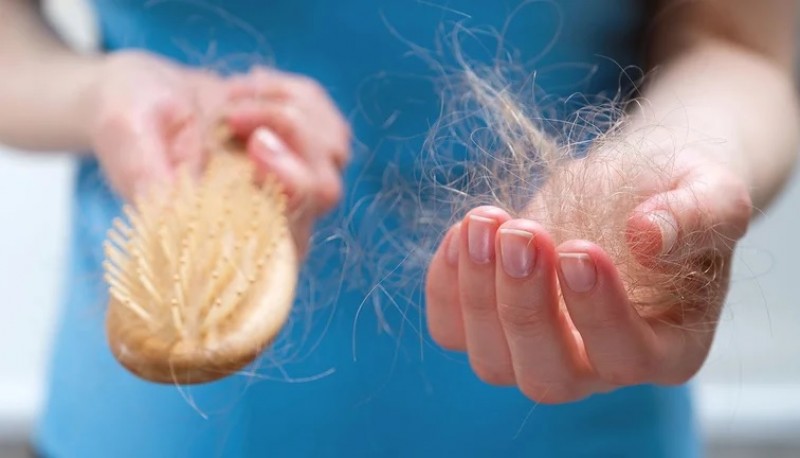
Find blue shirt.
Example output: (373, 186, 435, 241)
(35, 1, 700, 457)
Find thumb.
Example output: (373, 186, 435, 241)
(626, 171, 752, 264)
(247, 127, 315, 211)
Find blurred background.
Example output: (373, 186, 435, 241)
(0, 1, 799, 456)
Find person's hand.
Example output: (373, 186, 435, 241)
(222, 68, 352, 252)
(425, 145, 752, 403)
(89, 51, 226, 200)
(88, 52, 350, 254)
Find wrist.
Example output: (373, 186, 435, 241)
(58, 52, 106, 151)
(612, 108, 751, 184)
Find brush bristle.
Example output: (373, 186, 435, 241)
(103, 151, 298, 385)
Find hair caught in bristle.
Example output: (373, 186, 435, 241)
(103, 146, 299, 385)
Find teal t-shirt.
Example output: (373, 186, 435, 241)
(35, 1, 700, 457)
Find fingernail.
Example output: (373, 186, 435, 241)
(647, 210, 678, 255)
(500, 229, 535, 278)
(254, 127, 290, 158)
(446, 225, 460, 266)
(559, 253, 596, 293)
(468, 215, 497, 264)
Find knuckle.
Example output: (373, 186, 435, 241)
(278, 74, 324, 100)
(497, 302, 549, 336)
(597, 356, 657, 385)
(727, 182, 753, 235)
(250, 67, 273, 79)
(428, 326, 465, 352)
(655, 357, 703, 386)
(425, 272, 452, 305)
(464, 299, 498, 321)
(152, 94, 182, 116)
(425, 280, 465, 351)
(333, 146, 352, 170)
(335, 128, 353, 164)
(471, 361, 514, 386)
(314, 174, 343, 212)
(519, 382, 580, 404)
(277, 104, 304, 126)
(246, 67, 276, 88)
(576, 312, 624, 335)
(710, 171, 753, 238)
(657, 370, 694, 386)
(294, 75, 325, 96)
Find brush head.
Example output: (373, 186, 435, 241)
(103, 146, 298, 384)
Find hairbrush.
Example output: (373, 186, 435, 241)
(102, 130, 298, 384)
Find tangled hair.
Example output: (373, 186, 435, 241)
(355, 25, 727, 333)
(79, 7, 729, 392)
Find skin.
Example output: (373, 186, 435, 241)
(0, 1, 351, 255)
(1, 1, 798, 404)
(426, 0, 800, 403)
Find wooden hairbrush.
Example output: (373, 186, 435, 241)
(102, 131, 298, 384)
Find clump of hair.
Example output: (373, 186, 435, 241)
(409, 53, 724, 324)
(338, 19, 729, 338)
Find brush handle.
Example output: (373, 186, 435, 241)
(104, 136, 298, 385)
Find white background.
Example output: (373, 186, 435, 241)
(1, 0, 799, 447)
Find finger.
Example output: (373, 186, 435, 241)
(227, 68, 336, 116)
(121, 149, 172, 202)
(226, 72, 351, 168)
(459, 206, 514, 385)
(153, 94, 208, 180)
(557, 240, 663, 386)
(425, 224, 466, 350)
(495, 220, 593, 403)
(248, 126, 342, 216)
(312, 161, 344, 214)
(230, 97, 346, 214)
(226, 98, 349, 168)
(97, 116, 172, 201)
(248, 127, 323, 256)
(248, 127, 315, 211)
(226, 100, 309, 154)
(169, 117, 207, 178)
(288, 211, 315, 258)
(647, 257, 731, 385)
(626, 171, 752, 263)
(226, 68, 295, 101)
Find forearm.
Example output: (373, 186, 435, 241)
(0, 0, 102, 151)
(622, 0, 799, 212)
(626, 39, 799, 211)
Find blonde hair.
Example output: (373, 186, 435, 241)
(355, 29, 727, 335)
